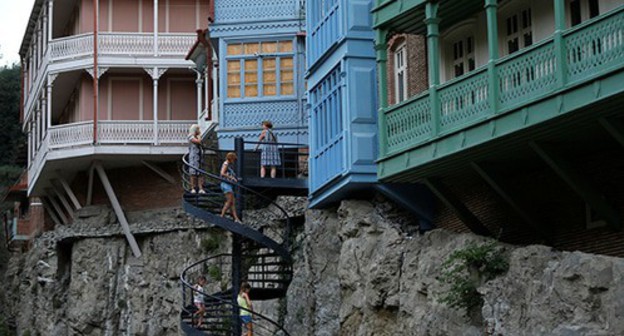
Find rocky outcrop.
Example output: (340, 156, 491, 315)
(285, 199, 624, 336)
(2, 206, 229, 336)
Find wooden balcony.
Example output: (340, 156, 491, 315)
(378, 6, 624, 181)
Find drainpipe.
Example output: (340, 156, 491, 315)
(93, 0, 99, 144)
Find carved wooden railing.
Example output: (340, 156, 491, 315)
(381, 6, 624, 157)
(49, 33, 196, 61)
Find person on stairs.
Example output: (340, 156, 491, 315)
(220, 152, 242, 223)
(193, 276, 207, 328)
(188, 124, 205, 194)
(255, 120, 281, 178)
(238, 282, 253, 336)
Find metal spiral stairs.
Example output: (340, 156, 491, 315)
(179, 153, 293, 336)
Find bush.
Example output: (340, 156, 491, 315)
(207, 265, 222, 281)
(201, 235, 221, 253)
(438, 241, 509, 314)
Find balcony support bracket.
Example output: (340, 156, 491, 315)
(42, 197, 63, 227)
(424, 177, 492, 236)
(599, 117, 624, 149)
(56, 174, 82, 210)
(94, 162, 143, 258)
(530, 142, 621, 231)
(471, 162, 551, 241)
(49, 186, 74, 220)
(142, 161, 175, 184)
(44, 193, 69, 225)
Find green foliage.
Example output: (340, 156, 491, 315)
(207, 265, 222, 281)
(0, 320, 15, 336)
(0, 64, 24, 167)
(201, 235, 221, 253)
(438, 241, 509, 314)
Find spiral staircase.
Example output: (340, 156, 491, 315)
(179, 151, 294, 336)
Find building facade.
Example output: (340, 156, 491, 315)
(20, 0, 212, 256)
(195, 0, 308, 150)
(306, 0, 379, 208)
(373, 0, 624, 255)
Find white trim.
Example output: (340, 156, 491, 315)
(441, 19, 478, 81)
(394, 42, 408, 104)
(165, 0, 170, 33)
(138, 0, 143, 33)
(108, 0, 113, 32)
(195, 0, 200, 29)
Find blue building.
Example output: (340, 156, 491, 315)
(306, 0, 379, 207)
(211, 0, 308, 149)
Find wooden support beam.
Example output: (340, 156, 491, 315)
(42, 197, 62, 227)
(50, 184, 74, 219)
(86, 164, 95, 206)
(530, 141, 621, 231)
(142, 161, 176, 184)
(45, 193, 68, 225)
(599, 117, 624, 149)
(56, 175, 82, 210)
(424, 177, 492, 236)
(471, 162, 551, 241)
(94, 162, 142, 258)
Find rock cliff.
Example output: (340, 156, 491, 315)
(285, 199, 624, 336)
(3, 198, 624, 336)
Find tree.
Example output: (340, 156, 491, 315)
(0, 63, 23, 166)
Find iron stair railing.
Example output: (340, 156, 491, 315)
(180, 153, 292, 335)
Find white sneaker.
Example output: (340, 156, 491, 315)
(190, 189, 196, 194)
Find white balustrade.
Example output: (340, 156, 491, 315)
(99, 33, 154, 56)
(98, 121, 154, 144)
(157, 34, 197, 55)
(49, 34, 94, 60)
(158, 121, 194, 143)
(48, 121, 94, 149)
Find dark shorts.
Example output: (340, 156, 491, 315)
(240, 315, 252, 324)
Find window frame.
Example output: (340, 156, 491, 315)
(224, 39, 297, 100)
(394, 42, 408, 104)
(568, 0, 600, 27)
(503, 7, 533, 56)
(441, 19, 479, 82)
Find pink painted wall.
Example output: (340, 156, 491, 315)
(80, 75, 95, 121)
(112, 0, 140, 32)
(111, 79, 141, 120)
(169, 78, 196, 120)
(78, 0, 208, 33)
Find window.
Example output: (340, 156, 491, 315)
(570, 0, 599, 26)
(226, 40, 295, 99)
(505, 8, 532, 55)
(451, 36, 475, 78)
(394, 43, 408, 103)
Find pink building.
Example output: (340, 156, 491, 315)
(19, 0, 216, 257)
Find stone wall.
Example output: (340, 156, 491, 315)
(284, 199, 624, 336)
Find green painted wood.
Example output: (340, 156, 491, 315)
(554, 0, 568, 86)
(372, 0, 427, 30)
(424, 177, 492, 236)
(530, 141, 621, 231)
(486, 0, 500, 114)
(377, 29, 390, 157)
(471, 162, 552, 241)
(378, 6, 624, 181)
(426, 2, 441, 136)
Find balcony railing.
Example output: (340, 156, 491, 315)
(49, 32, 196, 61)
(46, 120, 194, 149)
(381, 6, 624, 157)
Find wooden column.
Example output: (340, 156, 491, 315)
(425, 2, 441, 136)
(485, 0, 500, 113)
(553, 0, 568, 86)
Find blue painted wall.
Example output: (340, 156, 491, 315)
(211, 0, 308, 149)
(307, 0, 378, 208)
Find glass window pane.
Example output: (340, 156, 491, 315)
(227, 86, 241, 98)
(245, 85, 258, 97)
(262, 42, 278, 53)
(281, 70, 294, 82)
(264, 58, 276, 69)
(227, 60, 240, 71)
(245, 59, 258, 71)
(245, 43, 260, 54)
(264, 84, 277, 96)
(279, 41, 293, 52)
(281, 57, 294, 68)
(227, 73, 241, 85)
(227, 44, 242, 55)
(245, 72, 258, 83)
(282, 83, 294, 95)
(589, 0, 599, 18)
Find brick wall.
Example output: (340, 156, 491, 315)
(432, 149, 624, 257)
(386, 33, 428, 106)
(71, 162, 184, 213)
